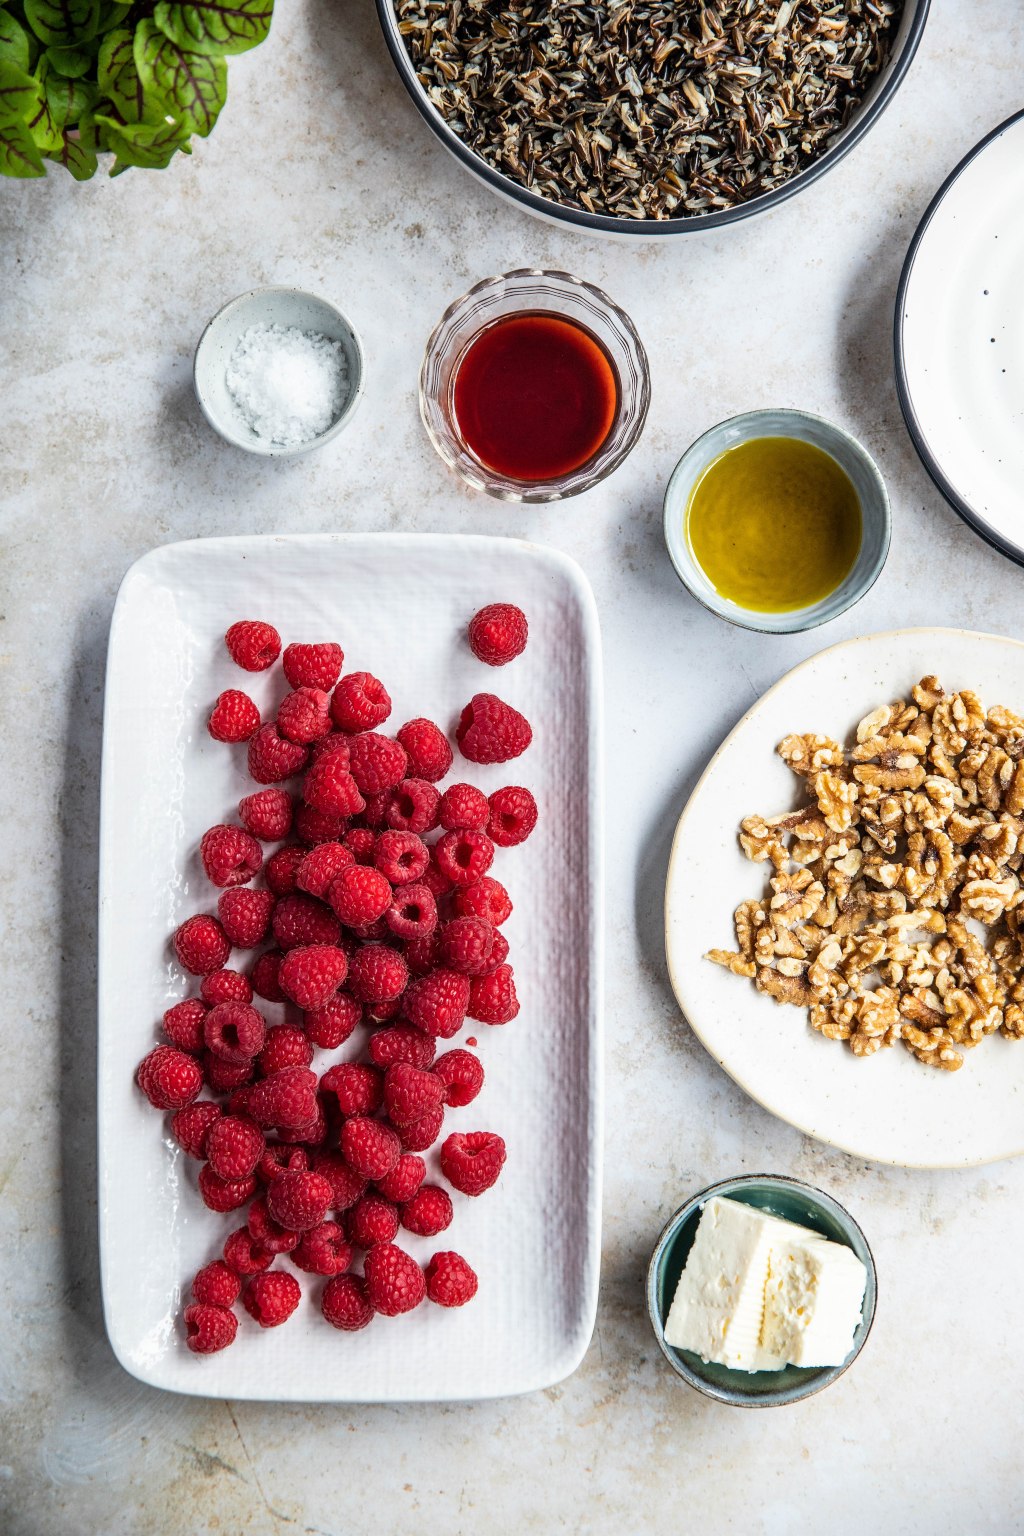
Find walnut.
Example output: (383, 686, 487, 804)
(901, 1022, 963, 1071)
(912, 675, 945, 711)
(777, 733, 845, 777)
(755, 966, 812, 1005)
(853, 752, 927, 792)
(812, 770, 858, 832)
(960, 878, 1018, 924)
(706, 948, 757, 978)
(769, 869, 824, 925)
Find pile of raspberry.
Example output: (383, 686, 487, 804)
(136, 604, 536, 1354)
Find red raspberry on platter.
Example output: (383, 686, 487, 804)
(203, 1052, 255, 1093)
(330, 671, 391, 733)
(247, 1193, 301, 1253)
(248, 723, 310, 785)
(396, 718, 453, 783)
(383, 1061, 445, 1126)
(219, 887, 275, 948)
(272, 893, 341, 950)
(244, 1270, 301, 1327)
(278, 944, 348, 1009)
(296, 842, 355, 900)
(343, 827, 377, 864)
(440, 1130, 507, 1195)
(433, 1048, 485, 1107)
(321, 1062, 383, 1117)
(223, 1226, 274, 1276)
(467, 603, 528, 666)
(439, 916, 498, 976)
(163, 998, 207, 1054)
(245, 1066, 319, 1131)
(249, 949, 285, 1002)
(346, 1193, 400, 1248)
(404, 930, 442, 977)
(265, 844, 306, 896)
(452, 876, 512, 927)
(137, 1045, 203, 1110)
(173, 914, 231, 976)
(438, 782, 489, 833)
(294, 803, 349, 846)
(360, 791, 390, 829)
(208, 689, 260, 743)
(290, 1220, 353, 1276)
(308, 731, 351, 769)
(206, 1115, 265, 1181)
(257, 1024, 314, 1076)
(468, 964, 520, 1025)
(277, 686, 332, 745)
(401, 1184, 453, 1238)
(346, 945, 409, 1007)
(385, 883, 437, 942)
(283, 642, 345, 692)
(312, 1150, 368, 1212)
(256, 1143, 309, 1185)
(456, 693, 532, 765)
(304, 993, 362, 1049)
(341, 1116, 401, 1180)
(348, 733, 408, 796)
(198, 1164, 257, 1213)
(403, 968, 470, 1039)
(303, 753, 366, 818)
(225, 619, 281, 672)
(200, 969, 253, 1007)
(203, 1001, 266, 1063)
(386, 778, 441, 835)
(322, 1272, 374, 1331)
(184, 1302, 238, 1354)
(192, 1259, 242, 1308)
(434, 828, 495, 887)
(396, 1103, 444, 1153)
(375, 1152, 426, 1204)
(171, 1100, 222, 1158)
(327, 863, 391, 927)
(364, 1243, 426, 1317)
(374, 830, 428, 885)
(200, 824, 263, 889)
(425, 1251, 479, 1308)
(487, 785, 538, 847)
(238, 788, 294, 842)
(369, 1024, 436, 1071)
(266, 1169, 334, 1231)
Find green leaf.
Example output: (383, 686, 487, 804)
(46, 122, 96, 175)
(0, 110, 44, 171)
(44, 66, 92, 124)
(134, 16, 223, 136)
(0, 56, 43, 120)
(97, 26, 145, 120)
(153, 0, 272, 57)
(23, 0, 100, 48)
(93, 108, 191, 169)
(45, 41, 89, 74)
(0, 8, 31, 68)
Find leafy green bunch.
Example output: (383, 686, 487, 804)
(0, 0, 273, 179)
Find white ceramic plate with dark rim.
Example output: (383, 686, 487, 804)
(665, 628, 1024, 1169)
(98, 533, 603, 1401)
(896, 110, 1024, 567)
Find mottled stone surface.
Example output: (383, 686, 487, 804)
(3, 1, 1024, 1531)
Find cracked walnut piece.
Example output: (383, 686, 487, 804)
(707, 676, 1024, 1072)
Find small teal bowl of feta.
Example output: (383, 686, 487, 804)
(647, 1174, 877, 1407)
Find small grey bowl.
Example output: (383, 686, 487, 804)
(647, 1174, 877, 1408)
(662, 408, 890, 634)
(193, 287, 364, 457)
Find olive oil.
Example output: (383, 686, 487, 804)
(686, 437, 862, 613)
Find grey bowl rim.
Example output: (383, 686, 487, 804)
(374, 0, 931, 237)
(192, 285, 365, 458)
(646, 1172, 878, 1408)
(661, 406, 891, 634)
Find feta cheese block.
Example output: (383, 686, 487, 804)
(663, 1196, 867, 1373)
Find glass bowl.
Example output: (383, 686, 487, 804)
(419, 269, 650, 502)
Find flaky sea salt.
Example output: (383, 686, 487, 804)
(225, 323, 350, 448)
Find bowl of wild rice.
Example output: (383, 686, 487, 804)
(377, 0, 929, 235)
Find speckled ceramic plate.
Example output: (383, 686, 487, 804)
(665, 628, 1024, 1169)
(896, 110, 1024, 566)
(98, 533, 603, 1400)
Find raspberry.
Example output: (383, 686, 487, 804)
(396, 719, 453, 783)
(249, 949, 285, 1002)
(456, 693, 532, 764)
(438, 782, 490, 832)
(266, 1169, 333, 1231)
(277, 687, 332, 745)
(434, 829, 495, 886)
(386, 778, 441, 835)
(385, 884, 437, 942)
(226, 619, 281, 672)
(296, 842, 355, 899)
(277, 1099, 328, 1146)
(184, 1302, 238, 1353)
(346, 1193, 400, 1248)
(343, 827, 377, 864)
(403, 969, 470, 1039)
(397, 1103, 444, 1152)
(282, 642, 345, 691)
(327, 864, 391, 927)
(303, 753, 366, 817)
(258, 1024, 314, 1076)
(137, 1045, 203, 1110)
(349, 733, 408, 796)
(272, 893, 341, 950)
(248, 722, 309, 784)
(383, 1061, 445, 1126)
(369, 1024, 436, 1071)
(468, 964, 520, 1025)
(163, 998, 207, 1053)
(425, 1251, 479, 1308)
(363, 1244, 425, 1317)
(487, 785, 538, 846)
(206, 1115, 265, 1180)
(203, 1052, 255, 1093)
(374, 830, 428, 885)
(420, 853, 453, 901)
(294, 804, 349, 846)
(486, 931, 510, 971)
(322, 1272, 374, 1331)
(244, 1270, 301, 1327)
(290, 1220, 353, 1275)
(171, 1100, 222, 1158)
(256, 1143, 309, 1184)
(238, 788, 294, 841)
(321, 1061, 383, 1116)
(365, 994, 402, 1022)
(404, 930, 443, 977)
(439, 916, 498, 976)
(278, 944, 348, 1008)
(192, 1260, 242, 1307)
(330, 671, 391, 732)
(311, 1150, 367, 1211)
(375, 1152, 426, 1203)
(223, 1226, 274, 1276)
(434, 1048, 485, 1107)
(203, 1001, 266, 1063)
(208, 689, 260, 743)
(246, 1066, 318, 1130)
(309, 731, 351, 768)
(304, 993, 361, 1049)
(347, 946, 409, 1006)
(440, 1130, 507, 1195)
(467, 603, 528, 666)
(361, 791, 390, 829)
(200, 969, 253, 1007)
(452, 876, 513, 927)
(265, 844, 306, 896)
(247, 1193, 301, 1253)
(341, 1116, 401, 1180)
(198, 1164, 257, 1213)
(219, 887, 275, 948)
(200, 824, 263, 889)
(401, 1184, 453, 1237)
(173, 914, 231, 975)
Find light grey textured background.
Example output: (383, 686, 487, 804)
(3, 1, 1024, 1532)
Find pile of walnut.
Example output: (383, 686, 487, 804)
(707, 676, 1024, 1072)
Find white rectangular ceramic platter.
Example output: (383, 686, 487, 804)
(98, 533, 603, 1400)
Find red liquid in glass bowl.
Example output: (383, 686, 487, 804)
(451, 312, 620, 482)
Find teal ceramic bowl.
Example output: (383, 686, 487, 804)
(647, 1174, 877, 1407)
